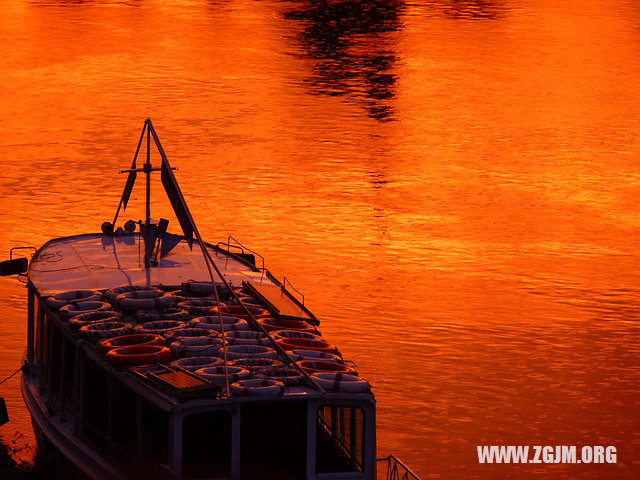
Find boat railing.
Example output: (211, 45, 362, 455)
(283, 276, 305, 305)
(376, 455, 422, 480)
(217, 235, 266, 276)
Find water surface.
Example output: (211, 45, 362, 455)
(1, 0, 640, 478)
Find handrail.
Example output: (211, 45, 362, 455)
(376, 455, 422, 480)
(218, 235, 266, 280)
(283, 276, 305, 305)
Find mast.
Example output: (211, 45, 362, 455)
(144, 119, 152, 268)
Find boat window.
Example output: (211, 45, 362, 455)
(33, 299, 43, 367)
(82, 356, 109, 452)
(138, 397, 168, 465)
(240, 401, 307, 480)
(182, 410, 232, 479)
(316, 405, 365, 473)
(39, 313, 51, 381)
(60, 335, 77, 414)
(47, 323, 62, 403)
(109, 376, 137, 468)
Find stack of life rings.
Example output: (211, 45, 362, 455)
(44, 283, 370, 394)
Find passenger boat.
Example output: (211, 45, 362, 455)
(0, 120, 421, 480)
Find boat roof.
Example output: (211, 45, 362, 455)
(29, 233, 273, 296)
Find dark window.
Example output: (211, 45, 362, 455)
(138, 397, 168, 466)
(60, 335, 77, 414)
(240, 401, 307, 480)
(316, 406, 364, 473)
(182, 410, 231, 479)
(40, 313, 51, 381)
(47, 324, 62, 403)
(109, 377, 137, 468)
(82, 356, 109, 452)
(34, 301, 43, 368)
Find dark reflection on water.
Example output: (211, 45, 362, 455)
(441, 0, 504, 20)
(284, 0, 404, 121)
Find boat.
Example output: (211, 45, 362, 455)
(0, 120, 421, 480)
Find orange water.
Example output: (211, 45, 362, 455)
(1, 0, 640, 478)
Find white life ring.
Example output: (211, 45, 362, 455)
(163, 328, 219, 342)
(225, 330, 271, 346)
(195, 366, 250, 385)
(170, 340, 223, 357)
(230, 378, 285, 397)
(79, 321, 134, 341)
(133, 320, 187, 335)
(59, 301, 112, 320)
(105, 285, 161, 304)
(116, 290, 174, 311)
(311, 372, 370, 393)
(46, 290, 102, 310)
(225, 345, 278, 360)
(69, 310, 123, 330)
(171, 356, 223, 372)
(190, 316, 249, 333)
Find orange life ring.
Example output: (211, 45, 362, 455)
(258, 317, 315, 332)
(276, 337, 339, 354)
(106, 344, 172, 365)
(99, 333, 165, 353)
(298, 360, 356, 375)
(209, 305, 271, 320)
(177, 298, 225, 316)
(105, 285, 161, 304)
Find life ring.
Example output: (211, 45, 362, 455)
(181, 281, 218, 297)
(230, 378, 285, 397)
(274, 330, 321, 342)
(59, 301, 112, 320)
(99, 333, 165, 352)
(79, 321, 133, 341)
(276, 337, 339, 354)
(225, 330, 271, 346)
(195, 366, 250, 386)
(209, 305, 271, 320)
(298, 360, 356, 375)
(46, 290, 102, 310)
(170, 356, 223, 372)
(134, 307, 190, 322)
(163, 328, 219, 342)
(260, 367, 305, 386)
(229, 358, 283, 372)
(133, 320, 186, 335)
(106, 344, 172, 366)
(116, 290, 174, 311)
(230, 295, 265, 308)
(178, 299, 225, 316)
(190, 316, 249, 333)
(170, 338, 224, 357)
(225, 345, 278, 360)
(311, 372, 370, 393)
(258, 317, 315, 333)
(105, 285, 161, 304)
(289, 349, 344, 363)
(69, 310, 123, 330)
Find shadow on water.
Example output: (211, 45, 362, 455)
(0, 435, 57, 480)
(284, 0, 405, 122)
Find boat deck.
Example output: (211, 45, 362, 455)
(29, 233, 271, 296)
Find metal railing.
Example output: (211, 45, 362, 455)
(376, 455, 422, 480)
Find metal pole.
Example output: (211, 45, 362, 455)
(145, 119, 151, 268)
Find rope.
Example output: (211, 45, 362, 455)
(0, 366, 22, 386)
